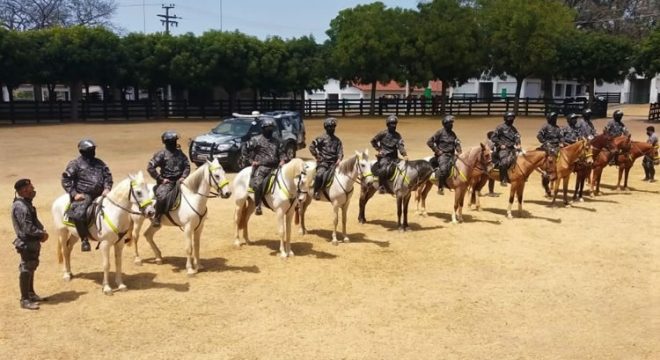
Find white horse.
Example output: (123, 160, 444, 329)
(232, 158, 313, 257)
(52, 172, 155, 295)
(128, 159, 232, 276)
(295, 150, 374, 245)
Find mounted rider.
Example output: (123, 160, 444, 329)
(61, 139, 113, 252)
(242, 117, 286, 215)
(578, 108, 597, 139)
(603, 109, 630, 165)
(427, 115, 462, 193)
(371, 115, 408, 194)
(491, 112, 521, 186)
(537, 111, 563, 181)
(561, 113, 582, 145)
(147, 131, 191, 227)
(309, 117, 343, 200)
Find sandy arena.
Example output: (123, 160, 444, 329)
(0, 105, 658, 359)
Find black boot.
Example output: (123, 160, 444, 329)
(313, 175, 322, 200)
(499, 167, 508, 186)
(74, 220, 91, 252)
(378, 175, 388, 194)
(19, 272, 38, 310)
(643, 167, 650, 181)
(28, 272, 45, 302)
(81, 238, 91, 252)
(650, 167, 656, 183)
(254, 187, 263, 215)
(437, 177, 445, 195)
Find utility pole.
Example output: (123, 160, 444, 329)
(157, 4, 181, 35)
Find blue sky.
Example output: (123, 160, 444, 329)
(113, 0, 418, 40)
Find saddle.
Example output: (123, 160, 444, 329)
(63, 198, 104, 241)
(155, 183, 182, 213)
(249, 168, 279, 209)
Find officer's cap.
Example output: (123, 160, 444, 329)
(14, 178, 31, 191)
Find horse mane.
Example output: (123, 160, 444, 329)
(337, 154, 357, 175)
(183, 162, 208, 191)
(107, 176, 131, 203)
(283, 158, 304, 178)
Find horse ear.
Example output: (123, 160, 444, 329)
(365, 148, 369, 156)
(480, 142, 485, 150)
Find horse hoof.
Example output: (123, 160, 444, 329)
(103, 287, 113, 296)
(506, 214, 513, 219)
(332, 240, 339, 246)
(288, 251, 295, 257)
(579, 198, 584, 202)
(279, 253, 288, 259)
(117, 284, 128, 292)
(343, 237, 350, 243)
(186, 270, 197, 277)
(133, 258, 143, 266)
(155, 258, 163, 265)
(233, 240, 241, 248)
(63, 273, 72, 282)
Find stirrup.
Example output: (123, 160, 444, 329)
(81, 239, 91, 252)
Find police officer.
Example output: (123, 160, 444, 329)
(643, 126, 658, 182)
(309, 117, 343, 200)
(11, 179, 48, 310)
(491, 112, 521, 186)
(427, 115, 462, 193)
(242, 118, 286, 215)
(578, 108, 596, 139)
(603, 110, 630, 165)
(61, 139, 113, 252)
(371, 115, 408, 194)
(561, 113, 582, 145)
(537, 112, 563, 180)
(147, 131, 191, 227)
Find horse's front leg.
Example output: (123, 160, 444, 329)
(402, 193, 411, 231)
(233, 204, 243, 247)
(358, 184, 375, 224)
(562, 175, 570, 206)
(624, 166, 631, 190)
(396, 195, 404, 231)
(59, 231, 74, 281)
(616, 166, 624, 190)
(331, 203, 339, 245)
(507, 187, 515, 219)
(297, 201, 308, 235)
(100, 241, 113, 295)
(285, 211, 294, 257)
(516, 183, 525, 217)
(130, 217, 145, 265)
(115, 240, 127, 292)
(341, 201, 350, 243)
(550, 175, 561, 206)
(142, 224, 163, 264)
(277, 209, 287, 258)
(193, 221, 205, 271)
(183, 224, 196, 276)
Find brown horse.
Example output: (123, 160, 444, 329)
(544, 139, 592, 206)
(590, 134, 632, 195)
(469, 149, 546, 218)
(614, 141, 659, 190)
(414, 144, 492, 223)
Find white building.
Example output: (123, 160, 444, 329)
(451, 74, 587, 99)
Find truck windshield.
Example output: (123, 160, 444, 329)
(212, 121, 252, 136)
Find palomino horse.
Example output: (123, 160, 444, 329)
(51, 172, 155, 295)
(295, 150, 374, 245)
(614, 140, 659, 190)
(469, 149, 546, 218)
(358, 159, 434, 231)
(542, 139, 592, 206)
(128, 159, 232, 276)
(414, 144, 493, 223)
(590, 134, 632, 195)
(232, 158, 313, 257)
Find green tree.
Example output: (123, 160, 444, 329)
(633, 27, 660, 81)
(327, 2, 402, 115)
(417, 0, 483, 113)
(258, 36, 290, 99)
(479, 0, 575, 111)
(0, 29, 31, 102)
(559, 30, 632, 106)
(168, 33, 208, 102)
(285, 35, 326, 100)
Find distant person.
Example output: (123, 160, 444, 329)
(309, 118, 343, 200)
(643, 126, 658, 182)
(491, 112, 521, 186)
(371, 115, 408, 194)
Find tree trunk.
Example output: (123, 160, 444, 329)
(370, 82, 376, 116)
(70, 81, 82, 121)
(513, 76, 524, 113)
(33, 84, 42, 102)
(47, 84, 56, 102)
(84, 84, 90, 100)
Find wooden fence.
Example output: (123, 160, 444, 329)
(648, 103, 660, 122)
(0, 97, 603, 124)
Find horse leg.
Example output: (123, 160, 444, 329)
(452, 191, 459, 224)
(507, 186, 515, 219)
(100, 241, 113, 295)
(193, 221, 205, 271)
(616, 166, 623, 190)
(417, 180, 432, 216)
(58, 230, 74, 281)
(396, 195, 404, 231)
(115, 240, 127, 292)
(276, 209, 287, 258)
(562, 175, 570, 206)
(285, 211, 294, 257)
(550, 175, 561, 206)
(358, 184, 375, 224)
(298, 200, 309, 235)
(143, 224, 163, 264)
(573, 171, 581, 201)
(402, 193, 411, 231)
(624, 166, 630, 190)
(341, 202, 350, 243)
(130, 218, 145, 265)
(457, 187, 466, 223)
(516, 183, 525, 217)
(183, 224, 197, 276)
(331, 203, 339, 245)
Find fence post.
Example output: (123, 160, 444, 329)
(395, 98, 400, 116)
(59, 101, 64, 122)
(325, 99, 329, 116)
(486, 99, 491, 116)
(10, 101, 15, 124)
(342, 98, 346, 117)
(201, 103, 206, 119)
(103, 100, 108, 121)
(35, 101, 40, 123)
(468, 99, 472, 116)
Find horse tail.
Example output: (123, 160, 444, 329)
(57, 233, 63, 264)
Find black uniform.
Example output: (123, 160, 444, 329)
(578, 119, 596, 139)
(604, 120, 629, 137)
(491, 123, 521, 170)
(643, 132, 658, 181)
(309, 133, 343, 191)
(11, 196, 46, 304)
(427, 128, 462, 185)
(371, 129, 407, 180)
(537, 123, 563, 155)
(61, 156, 113, 239)
(147, 148, 190, 214)
(561, 124, 581, 145)
(242, 134, 286, 207)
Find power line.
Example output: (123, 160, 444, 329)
(157, 3, 181, 35)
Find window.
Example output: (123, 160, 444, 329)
(576, 85, 583, 96)
(565, 84, 573, 97)
(554, 83, 563, 97)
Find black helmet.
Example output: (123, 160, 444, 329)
(386, 115, 398, 125)
(78, 139, 96, 151)
(442, 115, 455, 125)
(613, 110, 623, 121)
(582, 108, 592, 117)
(567, 113, 578, 123)
(161, 131, 179, 143)
(547, 112, 558, 122)
(261, 118, 276, 128)
(323, 117, 337, 129)
(504, 112, 515, 122)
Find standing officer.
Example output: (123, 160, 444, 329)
(427, 115, 462, 193)
(491, 112, 521, 186)
(61, 139, 113, 252)
(537, 112, 563, 181)
(147, 131, 191, 227)
(242, 118, 286, 215)
(11, 179, 48, 310)
(371, 115, 408, 194)
(309, 117, 343, 200)
(643, 126, 658, 182)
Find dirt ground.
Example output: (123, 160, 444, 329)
(1, 106, 658, 359)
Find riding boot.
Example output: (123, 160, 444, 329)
(313, 174, 323, 200)
(74, 220, 91, 252)
(19, 272, 38, 310)
(378, 175, 388, 194)
(151, 213, 162, 227)
(437, 177, 445, 195)
(499, 166, 509, 186)
(254, 187, 263, 215)
(28, 272, 45, 302)
(643, 166, 650, 181)
(650, 167, 656, 183)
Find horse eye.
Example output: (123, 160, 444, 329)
(136, 191, 142, 197)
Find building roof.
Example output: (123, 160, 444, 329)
(354, 80, 442, 92)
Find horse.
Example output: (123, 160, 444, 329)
(128, 159, 232, 276)
(51, 172, 156, 295)
(232, 158, 314, 258)
(295, 150, 374, 245)
(469, 149, 547, 218)
(414, 144, 493, 223)
(542, 139, 592, 206)
(357, 159, 434, 231)
(590, 134, 632, 195)
(614, 140, 659, 190)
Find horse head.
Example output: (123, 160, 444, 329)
(207, 159, 232, 198)
(356, 149, 374, 186)
(127, 171, 156, 218)
(580, 138, 594, 166)
(613, 134, 632, 152)
(479, 143, 494, 173)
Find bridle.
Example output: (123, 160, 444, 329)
(104, 180, 153, 216)
(182, 163, 230, 198)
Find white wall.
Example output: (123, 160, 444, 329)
(305, 79, 364, 100)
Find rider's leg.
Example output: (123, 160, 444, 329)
(313, 165, 326, 200)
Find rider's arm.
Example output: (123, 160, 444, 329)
(398, 137, 408, 157)
(181, 154, 191, 179)
(147, 152, 161, 182)
(337, 140, 344, 162)
(101, 160, 113, 191)
(61, 160, 78, 198)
